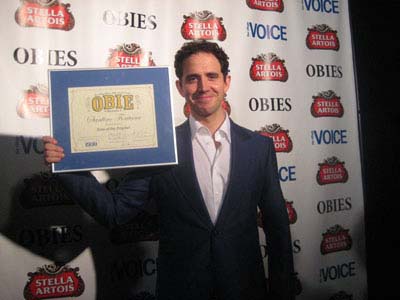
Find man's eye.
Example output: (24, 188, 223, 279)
(187, 76, 197, 82)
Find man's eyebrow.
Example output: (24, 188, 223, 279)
(207, 72, 219, 76)
(183, 71, 220, 78)
(183, 73, 199, 79)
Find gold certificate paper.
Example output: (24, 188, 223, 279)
(68, 84, 158, 153)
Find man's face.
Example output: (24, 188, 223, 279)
(176, 52, 231, 122)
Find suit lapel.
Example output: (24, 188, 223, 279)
(171, 120, 252, 229)
(171, 121, 214, 228)
(216, 121, 251, 228)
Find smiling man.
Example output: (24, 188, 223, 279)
(175, 46, 230, 134)
(43, 40, 294, 300)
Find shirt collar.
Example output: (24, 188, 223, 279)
(189, 113, 231, 144)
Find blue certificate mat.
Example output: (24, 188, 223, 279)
(49, 67, 177, 173)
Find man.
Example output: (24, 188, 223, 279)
(44, 41, 294, 300)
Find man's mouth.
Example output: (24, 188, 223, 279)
(194, 94, 212, 102)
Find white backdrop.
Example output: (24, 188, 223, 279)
(0, 1, 367, 299)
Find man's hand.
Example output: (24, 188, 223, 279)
(43, 136, 65, 164)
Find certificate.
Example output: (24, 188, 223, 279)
(68, 84, 158, 153)
(49, 67, 177, 173)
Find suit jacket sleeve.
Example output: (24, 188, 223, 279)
(258, 137, 295, 300)
(57, 169, 154, 227)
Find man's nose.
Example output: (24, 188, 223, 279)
(197, 76, 209, 92)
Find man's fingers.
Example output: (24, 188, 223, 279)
(42, 136, 65, 165)
(42, 136, 58, 145)
(45, 149, 65, 158)
(44, 142, 64, 153)
(44, 150, 64, 163)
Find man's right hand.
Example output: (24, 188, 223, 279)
(43, 136, 65, 164)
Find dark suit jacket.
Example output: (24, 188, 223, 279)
(59, 120, 294, 300)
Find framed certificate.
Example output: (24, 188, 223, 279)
(49, 67, 177, 173)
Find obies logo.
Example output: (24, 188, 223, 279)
(181, 10, 226, 41)
(109, 212, 159, 244)
(256, 123, 293, 153)
(246, 0, 284, 12)
(17, 84, 49, 119)
(286, 200, 297, 224)
(329, 291, 353, 300)
(320, 224, 352, 255)
(250, 53, 288, 82)
(311, 90, 344, 118)
(317, 156, 348, 185)
(24, 264, 84, 300)
(183, 100, 231, 118)
(108, 43, 155, 68)
(19, 172, 74, 208)
(306, 24, 339, 51)
(15, 0, 74, 31)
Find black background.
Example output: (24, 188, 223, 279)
(349, 0, 399, 299)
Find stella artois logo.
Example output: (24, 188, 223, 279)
(286, 200, 297, 224)
(183, 100, 231, 118)
(17, 84, 49, 119)
(15, 0, 74, 31)
(109, 212, 159, 244)
(256, 123, 293, 153)
(24, 264, 84, 300)
(311, 90, 344, 118)
(306, 24, 340, 51)
(181, 10, 227, 41)
(250, 53, 288, 82)
(246, 0, 284, 12)
(317, 156, 348, 185)
(107, 43, 155, 68)
(19, 172, 74, 208)
(320, 225, 352, 255)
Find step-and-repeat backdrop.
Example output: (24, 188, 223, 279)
(0, 1, 367, 299)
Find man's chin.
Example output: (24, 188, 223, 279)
(191, 107, 224, 120)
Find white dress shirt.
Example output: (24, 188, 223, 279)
(189, 114, 231, 224)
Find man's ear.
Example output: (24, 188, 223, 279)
(175, 80, 185, 97)
(224, 74, 231, 94)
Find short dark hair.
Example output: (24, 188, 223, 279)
(174, 40, 230, 80)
